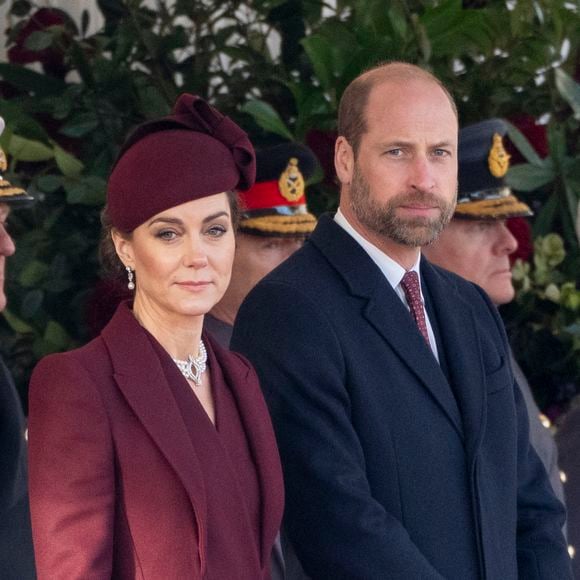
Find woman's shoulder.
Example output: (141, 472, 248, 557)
(31, 335, 112, 391)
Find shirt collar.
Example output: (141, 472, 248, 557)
(334, 208, 422, 291)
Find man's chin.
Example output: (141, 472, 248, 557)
(389, 220, 447, 247)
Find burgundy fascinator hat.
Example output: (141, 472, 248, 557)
(107, 94, 256, 232)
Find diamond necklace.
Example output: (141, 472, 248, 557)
(172, 340, 207, 386)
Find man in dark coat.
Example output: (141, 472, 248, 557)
(231, 62, 572, 579)
(0, 116, 36, 579)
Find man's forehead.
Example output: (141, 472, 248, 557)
(365, 81, 458, 133)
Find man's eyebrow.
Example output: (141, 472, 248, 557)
(432, 141, 455, 149)
(376, 140, 456, 149)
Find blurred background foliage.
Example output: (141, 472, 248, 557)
(1, 0, 579, 413)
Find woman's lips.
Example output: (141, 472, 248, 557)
(176, 281, 212, 290)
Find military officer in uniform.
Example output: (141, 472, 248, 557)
(206, 142, 318, 347)
(0, 116, 36, 579)
(423, 118, 567, 513)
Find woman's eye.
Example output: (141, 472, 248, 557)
(157, 230, 177, 240)
(207, 225, 227, 237)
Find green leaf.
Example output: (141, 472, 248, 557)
(37, 175, 65, 193)
(59, 115, 99, 138)
(24, 30, 56, 52)
(43, 320, 72, 351)
(63, 176, 106, 205)
(388, 4, 408, 40)
(301, 34, 335, 92)
(1, 309, 35, 334)
(241, 100, 294, 140)
(563, 181, 579, 237)
(69, 42, 96, 87)
(547, 123, 566, 165)
(532, 195, 559, 237)
(19, 260, 50, 288)
(21, 289, 44, 319)
(54, 146, 84, 177)
(555, 68, 580, 121)
(505, 121, 544, 166)
(0, 63, 67, 95)
(9, 0, 31, 18)
(6, 134, 54, 162)
(505, 161, 555, 192)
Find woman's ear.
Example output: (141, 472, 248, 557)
(111, 229, 134, 268)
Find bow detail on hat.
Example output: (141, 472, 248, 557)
(172, 94, 255, 190)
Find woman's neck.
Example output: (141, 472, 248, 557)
(132, 297, 204, 360)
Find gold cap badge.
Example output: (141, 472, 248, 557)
(0, 146, 28, 200)
(488, 133, 510, 178)
(0, 147, 8, 173)
(278, 157, 305, 202)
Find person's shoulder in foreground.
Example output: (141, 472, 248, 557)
(0, 115, 36, 580)
(232, 61, 572, 580)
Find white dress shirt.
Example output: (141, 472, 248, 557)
(334, 209, 439, 359)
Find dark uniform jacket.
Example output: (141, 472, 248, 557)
(232, 215, 571, 580)
(0, 355, 36, 579)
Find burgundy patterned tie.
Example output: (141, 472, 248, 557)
(400, 271, 430, 346)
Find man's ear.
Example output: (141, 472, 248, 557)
(334, 136, 354, 186)
(111, 229, 134, 268)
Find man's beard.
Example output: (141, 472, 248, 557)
(349, 164, 456, 247)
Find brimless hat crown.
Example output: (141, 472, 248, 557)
(107, 94, 256, 231)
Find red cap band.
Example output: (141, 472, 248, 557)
(238, 180, 306, 212)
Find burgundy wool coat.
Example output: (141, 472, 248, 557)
(28, 302, 284, 580)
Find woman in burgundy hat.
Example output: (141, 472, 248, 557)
(27, 95, 284, 580)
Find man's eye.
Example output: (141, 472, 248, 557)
(386, 149, 403, 157)
(433, 149, 450, 157)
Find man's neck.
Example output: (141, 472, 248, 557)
(338, 204, 421, 270)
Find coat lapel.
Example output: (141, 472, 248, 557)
(208, 333, 285, 571)
(311, 215, 463, 438)
(100, 304, 208, 541)
(421, 260, 486, 459)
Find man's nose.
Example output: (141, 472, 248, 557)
(409, 156, 436, 193)
(496, 222, 518, 256)
(0, 224, 15, 257)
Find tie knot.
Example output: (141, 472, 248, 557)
(401, 270, 421, 296)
